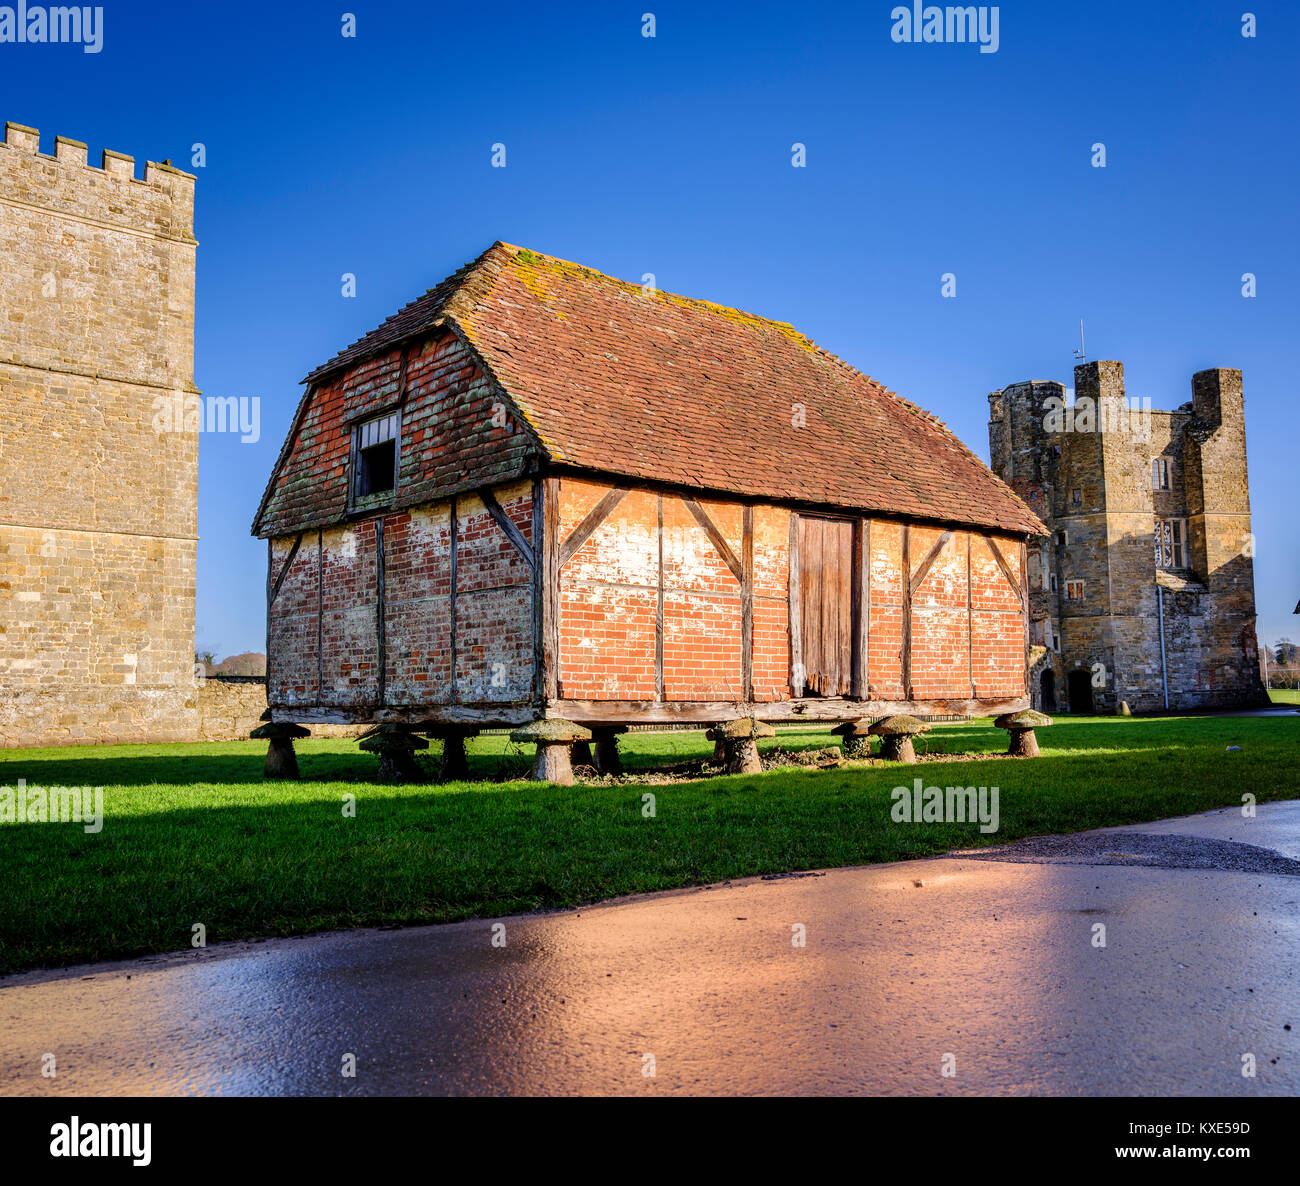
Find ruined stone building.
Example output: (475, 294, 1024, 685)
(988, 360, 1265, 714)
(0, 121, 199, 746)
(255, 242, 1044, 738)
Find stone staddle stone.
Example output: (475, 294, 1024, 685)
(414, 725, 479, 781)
(249, 722, 310, 780)
(358, 726, 429, 783)
(712, 717, 776, 776)
(510, 720, 592, 786)
(867, 715, 930, 764)
(591, 725, 628, 776)
(831, 720, 873, 758)
(994, 709, 1052, 757)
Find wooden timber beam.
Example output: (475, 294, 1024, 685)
(265, 539, 274, 706)
(559, 486, 628, 569)
(449, 496, 458, 703)
(851, 517, 869, 699)
(531, 478, 545, 701)
(317, 528, 324, 703)
(392, 346, 412, 498)
(741, 505, 754, 702)
(541, 478, 560, 699)
(655, 493, 665, 701)
(901, 524, 912, 700)
(480, 485, 535, 569)
(909, 530, 954, 597)
(268, 532, 303, 607)
(788, 512, 803, 696)
(375, 518, 387, 708)
(983, 534, 1025, 609)
(965, 532, 975, 698)
(269, 694, 1032, 729)
(683, 497, 744, 582)
(1020, 538, 1031, 696)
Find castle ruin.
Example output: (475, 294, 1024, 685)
(988, 360, 1266, 714)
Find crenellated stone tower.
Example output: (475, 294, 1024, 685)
(0, 120, 199, 746)
(988, 360, 1265, 714)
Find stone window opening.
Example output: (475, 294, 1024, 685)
(352, 411, 400, 504)
(1071, 487, 1082, 506)
(1065, 580, 1085, 601)
(1152, 456, 1171, 490)
(1155, 517, 1187, 569)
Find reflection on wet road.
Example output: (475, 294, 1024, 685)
(1, 805, 1296, 1095)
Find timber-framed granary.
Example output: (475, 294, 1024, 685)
(253, 243, 1045, 771)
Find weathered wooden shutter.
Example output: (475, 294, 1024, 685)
(797, 515, 853, 696)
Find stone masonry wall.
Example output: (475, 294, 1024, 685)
(989, 361, 1265, 713)
(194, 676, 363, 742)
(194, 677, 268, 742)
(0, 121, 200, 747)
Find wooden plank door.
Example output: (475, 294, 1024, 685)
(797, 515, 853, 696)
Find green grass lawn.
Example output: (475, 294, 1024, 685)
(1, 714, 1295, 974)
(1269, 688, 1300, 705)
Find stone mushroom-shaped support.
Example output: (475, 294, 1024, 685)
(358, 724, 429, 783)
(867, 714, 931, 764)
(415, 725, 478, 781)
(995, 709, 1052, 758)
(511, 719, 592, 786)
(831, 720, 873, 759)
(249, 722, 311, 779)
(709, 717, 776, 775)
(590, 725, 629, 776)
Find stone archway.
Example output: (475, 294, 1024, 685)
(1039, 668, 1057, 712)
(1067, 669, 1093, 714)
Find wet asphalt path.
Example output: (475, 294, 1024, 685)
(1, 803, 1297, 1096)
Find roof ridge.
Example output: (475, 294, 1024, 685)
(301, 242, 512, 385)
(303, 241, 828, 385)
(499, 243, 811, 340)
(263, 242, 1046, 539)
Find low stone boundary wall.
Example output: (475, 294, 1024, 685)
(197, 676, 364, 742)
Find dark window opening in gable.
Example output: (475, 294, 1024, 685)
(359, 439, 396, 496)
(354, 411, 399, 501)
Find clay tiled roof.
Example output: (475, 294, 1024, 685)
(302, 242, 1044, 536)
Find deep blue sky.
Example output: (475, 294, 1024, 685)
(3, 1, 1296, 654)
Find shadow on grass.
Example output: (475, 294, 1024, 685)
(2, 723, 1298, 972)
(0, 747, 532, 790)
(1, 715, 1280, 791)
